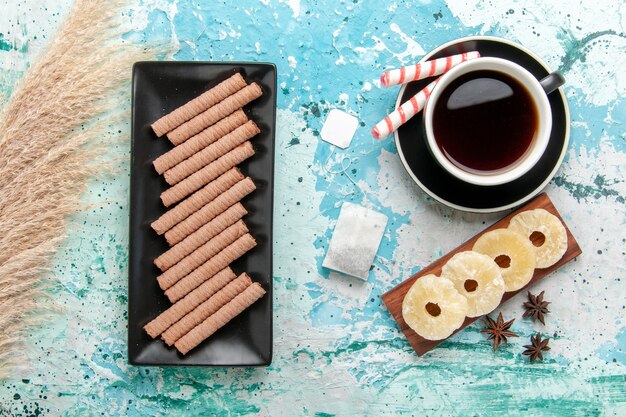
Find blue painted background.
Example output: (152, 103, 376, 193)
(0, 0, 624, 415)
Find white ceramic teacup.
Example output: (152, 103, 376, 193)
(423, 57, 564, 186)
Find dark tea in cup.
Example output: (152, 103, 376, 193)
(432, 70, 538, 174)
(423, 57, 560, 186)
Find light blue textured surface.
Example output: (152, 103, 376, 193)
(0, 0, 624, 415)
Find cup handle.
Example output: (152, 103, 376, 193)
(539, 72, 566, 94)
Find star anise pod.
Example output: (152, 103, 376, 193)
(481, 312, 519, 351)
(522, 333, 550, 362)
(523, 290, 551, 325)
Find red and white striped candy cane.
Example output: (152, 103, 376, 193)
(371, 79, 440, 140)
(380, 51, 480, 87)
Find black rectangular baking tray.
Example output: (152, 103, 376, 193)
(129, 62, 275, 366)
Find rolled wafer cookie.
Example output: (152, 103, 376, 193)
(151, 73, 246, 138)
(161, 273, 252, 346)
(164, 233, 257, 302)
(157, 220, 249, 290)
(165, 177, 256, 245)
(161, 142, 255, 207)
(167, 83, 263, 144)
(175, 282, 266, 355)
(164, 121, 260, 185)
(152, 168, 244, 236)
(155, 203, 248, 271)
(143, 267, 236, 338)
(154, 110, 248, 173)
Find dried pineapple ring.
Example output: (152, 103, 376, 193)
(440, 251, 505, 317)
(402, 274, 468, 340)
(472, 229, 536, 292)
(508, 209, 567, 268)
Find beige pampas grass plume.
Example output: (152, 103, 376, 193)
(0, 0, 162, 378)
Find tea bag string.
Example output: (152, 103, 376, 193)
(323, 147, 368, 200)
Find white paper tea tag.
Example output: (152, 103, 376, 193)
(323, 203, 388, 280)
(320, 109, 359, 149)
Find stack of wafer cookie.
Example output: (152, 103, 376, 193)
(143, 72, 267, 355)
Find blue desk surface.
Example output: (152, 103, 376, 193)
(0, 0, 624, 415)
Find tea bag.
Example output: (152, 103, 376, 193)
(323, 203, 388, 280)
(320, 109, 359, 149)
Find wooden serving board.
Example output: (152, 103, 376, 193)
(382, 193, 582, 356)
